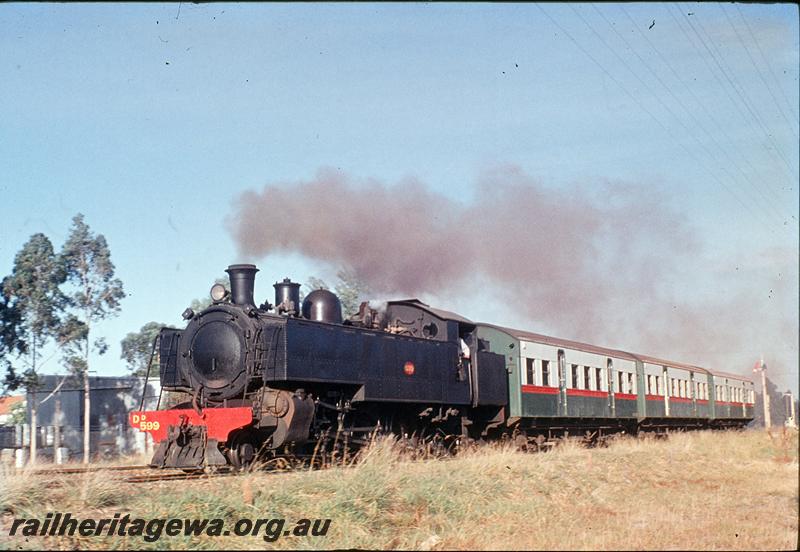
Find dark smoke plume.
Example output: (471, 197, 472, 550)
(228, 167, 798, 385)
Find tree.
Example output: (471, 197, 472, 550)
(1, 283, 27, 392)
(8, 399, 26, 425)
(2, 233, 66, 464)
(60, 214, 125, 464)
(334, 269, 370, 319)
(189, 276, 230, 313)
(121, 321, 172, 377)
(304, 270, 370, 318)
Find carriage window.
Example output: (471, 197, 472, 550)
(541, 360, 550, 387)
(656, 376, 662, 395)
(679, 380, 685, 398)
(525, 358, 535, 385)
(595, 367, 603, 392)
(628, 373, 635, 394)
(617, 372, 624, 394)
(571, 364, 579, 389)
(584, 366, 591, 390)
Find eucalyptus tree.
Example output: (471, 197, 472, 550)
(60, 214, 125, 464)
(120, 321, 171, 377)
(304, 270, 370, 318)
(334, 269, 370, 319)
(188, 276, 230, 313)
(0, 283, 26, 388)
(2, 233, 66, 463)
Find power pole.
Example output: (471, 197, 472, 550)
(753, 358, 771, 429)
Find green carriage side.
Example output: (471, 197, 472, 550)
(474, 323, 754, 432)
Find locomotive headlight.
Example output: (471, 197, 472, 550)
(210, 283, 229, 302)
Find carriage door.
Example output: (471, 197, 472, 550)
(557, 350, 567, 417)
(607, 358, 616, 418)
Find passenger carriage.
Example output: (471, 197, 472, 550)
(473, 323, 753, 436)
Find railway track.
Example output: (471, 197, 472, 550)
(124, 470, 235, 483)
(29, 464, 152, 476)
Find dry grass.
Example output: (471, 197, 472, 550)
(0, 428, 796, 550)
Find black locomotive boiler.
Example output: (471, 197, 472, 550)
(130, 264, 753, 470)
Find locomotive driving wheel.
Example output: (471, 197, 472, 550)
(228, 430, 257, 471)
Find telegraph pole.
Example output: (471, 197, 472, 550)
(753, 358, 770, 429)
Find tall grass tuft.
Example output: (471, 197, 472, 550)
(0, 428, 796, 550)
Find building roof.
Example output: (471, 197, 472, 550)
(26, 375, 148, 394)
(0, 395, 24, 416)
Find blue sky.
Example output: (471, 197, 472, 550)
(1, 3, 798, 393)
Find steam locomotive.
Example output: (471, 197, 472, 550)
(130, 264, 754, 470)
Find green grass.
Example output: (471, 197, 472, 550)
(1, 428, 797, 550)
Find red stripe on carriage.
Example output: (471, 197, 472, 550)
(614, 393, 637, 401)
(129, 407, 253, 443)
(521, 384, 559, 395)
(645, 395, 663, 401)
(669, 396, 693, 404)
(566, 388, 607, 398)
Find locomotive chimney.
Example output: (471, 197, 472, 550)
(226, 264, 259, 309)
